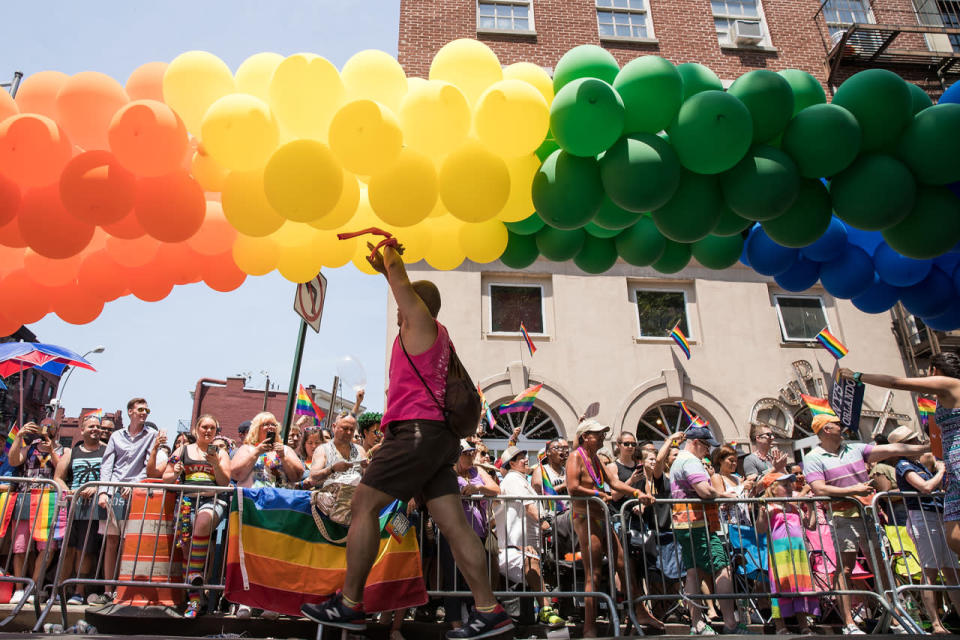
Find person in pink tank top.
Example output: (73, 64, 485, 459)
(301, 241, 514, 640)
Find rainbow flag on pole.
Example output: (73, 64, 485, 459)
(4, 423, 18, 454)
(670, 324, 691, 360)
(678, 401, 708, 428)
(82, 409, 104, 421)
(801, 394, 837, 417)
(918, 397, 937, 425)
(816, 328, 848, 359)
(538, 460, 561, 512)
(499, 383, 543, 414)
(478, 385, 496, 429)
(295, 385, 325, 424)
(520, 322, 537, 356)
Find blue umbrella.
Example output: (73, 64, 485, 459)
(0, 343, 96, 427)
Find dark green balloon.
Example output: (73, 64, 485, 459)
(652, 239, 692, 274)
(691, 234, 744, 270)
(615, 215, 665, 266)
(535, 137, 560, 162)
(535, 226, 586, 261)
(898, 104, 960, 185)
(584, 222, 621, 238)
(592, 196, 642, 230)
(721, 145, 800, 221)
(532, 150, 604, 229)
(667, 90, 753, 175)
(831, 154, 916, 231)
(500, 232, 540, 269)
(882, 186, 960, 259)
(832, 69, 912, 152)
(551, 78, 625, 157)
(652, 171, 722, 242)
(781, 104, 861, 179)
(760, 179, 832, 248)
(504, 213, 545, 235)
(713, 203, 752, 236)
(677, 63, 723, 101)
(614, 55, 683, 134)
(574, 235, 618, 273)
(599, 134, 681, 212)
(777, 69, 827, 116)
(728, 70, 794, 143)
(553, 45, 620, 92)
(907, 82, 933, 115)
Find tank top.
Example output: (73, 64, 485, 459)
(611, 459, 640, 513)
(69, 443, 105, 490)
(181, 445, 217, 486)
(320, 441, 363, 488)
(457, 466, 488, 538)
(381, 321, 450, 429)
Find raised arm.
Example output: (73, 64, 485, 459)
(839, 368, 960, 400)
(370, 243, 437, 354)
(868, 442, 930, 464)
(654, 432, 683, 478)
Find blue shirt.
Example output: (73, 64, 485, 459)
(0, 451, 17, 478)
(894, 458, 943, 513)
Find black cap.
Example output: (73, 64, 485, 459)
(238, 420, 251, 433)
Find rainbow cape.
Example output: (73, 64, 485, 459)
(520, 322, 537, 356)
(678, 400, 708, 427)
(499, 383, 543, 414)
(801, 394, 837, 417)
(918, 397, 937, 424)
(478, 385, 496, 429)
(225, 487, 426, 616)
(4, 423, 18, 454)
(670, 324, 691, 360)
(816, 328, 848, 359)
(295, 384, 325, 423)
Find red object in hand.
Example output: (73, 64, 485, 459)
(336, 227, 399, 261)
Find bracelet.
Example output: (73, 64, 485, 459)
(593, 490, 599, 497)
(853, 371, 863, 384)
(634, 489, 640, 499)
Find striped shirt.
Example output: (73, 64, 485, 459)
(803, 442, 874, 518)
(669, 450, 720, 529)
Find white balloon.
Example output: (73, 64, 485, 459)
(336, 354, 367, 393)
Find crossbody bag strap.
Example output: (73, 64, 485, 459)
(399, 333, 446, 414)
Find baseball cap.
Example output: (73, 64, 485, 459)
(887, 425, 921, 444)
(499, 445, 524, 466)
(810, 414, 840, 434)
(459, 438, 477, 453)
(759, 472, 796, 491)
(576, 419, 609, 441)
(684, 425, 720, 447)
(237, 420, 251, 433)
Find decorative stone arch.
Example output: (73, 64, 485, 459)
(479, 361, 580, 440)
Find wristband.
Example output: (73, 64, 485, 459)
(634, 489, 640, 499)
(593, 490, 599, 497)
(853, 371, 863, 384)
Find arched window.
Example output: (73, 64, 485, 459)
(480, 401, 562, 460)
(636, 401, 717, 443)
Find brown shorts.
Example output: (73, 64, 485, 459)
(361, 419, 460, 503)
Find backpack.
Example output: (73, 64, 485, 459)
(400, 335, 482, 438)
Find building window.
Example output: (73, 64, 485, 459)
(597, 0, 653, 40)
(712, 0, 770, 47)
(939, 0, 960, 51)
(774, 295, 829, 342)
(490, 284, 544, 334)
(477, 0, 533, 32)
(822, 0, 872, 36)
(634, 289, 690, 338)
(637, 401, 716, 442)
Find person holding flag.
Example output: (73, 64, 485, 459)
(531, 438, 568, 512)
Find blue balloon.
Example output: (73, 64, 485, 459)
(819, 245, 875, 299)
(924, 299, 960, 331)
(746, 225, 798, 276)
(940, 81, 960, 105)
(801, 216, 847, 262)
(874, 242, 932, 287)
(935, 252, 960, 274)
(774, 257, 821, 292)
(845, 226, 884, 256)
(949, 181, 960, 202)
(900, 268, 954, 318)
(852, 274, 900, 313)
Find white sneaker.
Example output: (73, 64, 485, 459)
(8, 590, 24, 605)
(234, 604, 252, 619)
(843, 624, 866, 635)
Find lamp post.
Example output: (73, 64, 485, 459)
(51, 345, 105, 423)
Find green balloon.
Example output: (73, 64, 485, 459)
(677, 63, 722, 101)
(652, 171, 722, 242)
(500, 232, 540, 269)
(535, 226, 586, 261)
(613, 56, 683, 134)
(713, 204, 752, 236)
(907, 82, 933, 115)
(584, 222, 621, 239)
(728, 70, 794, 143)
(532, 150, 604, 229)
(832, 69, 912, 152)
(599, 134, 681, 212)
(898, 104, 960, 185)
(574, 235, 618, 273)
(882, 186, 960, 259)
(593, 196, 642, 230)
(535, 137, 560, 162)
(831, 154, 917, 231)
(760, 179, 832, 248)
(504, 213, 545, 235)
(777, 69, 826, 116)
(652, 239, 692, 274)
(667, 90, 753, 175)
(691, 234, 744, 269)
(781, 104, 861, 179)
(551, 78, 625, 157)
(553, 45, 620, 92)
(721, 145, 800, 221)
(615, 215, 665, 266)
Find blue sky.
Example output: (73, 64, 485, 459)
(8, 1, 400, 434)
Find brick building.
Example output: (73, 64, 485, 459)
(56, 408, 124, 448)
(0, 327, 62, 431)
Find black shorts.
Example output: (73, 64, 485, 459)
(361, 420, 460, 503)
(68, 520, 103, 554)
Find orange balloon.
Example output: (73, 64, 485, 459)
(18, 185, 94, 259)
(55, 72, 129, 150)
(125, 62, 168, 102)
(0, 270, 52, 323)
(77, 250, 128, 301)
(102, 209, 146, 239)
(108, 100, 188, 177)
(0, 114, 73, 188)
(134, 170, 205, 242)
(186, 201, 236, 256)
(0, 215, 26, 248)
(22, 249, 83, 287)
(52, 285, 104, 325)
(0, 172, 20, 227)
(202, 251, 247, 292)
(59, 150, 136, 225)
(14, 71, 68, 118)
(104, 234, 159, 268)
(0, 245, 24, 278)
(0, 89, 18, 122)
(0, 306, 21, 337)
(153, 241, 202, 285)
(127, 266, 173, 302)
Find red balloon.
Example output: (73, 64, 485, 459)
(52, 283, 104, 325)
(155, 242, 202, 285)
(0, 172, 20, 227)
(102, 209, 146, 239)
(18, 185, 94, 259)
(0, 246, 24, 278)
(77, 250, 128, 302)
(14, 71, 68, 118)
(0, 114, 73, 188)
(108, 100, 188, 177)
(202, 251, 247, 292)
(0, 215, 26, 248)
(55, 72, 129, 151)
(0, 270, 52, 324)
(186, 200, 236, 256)
(104, 234, 159, 268)
(125, 62, 168, 103)
(134, 170, 205, 242)
(0, 306, 21, 337)
(22, 249, 83, 287)
(127, 266, 173, 302)
(59, 150, 136, 225)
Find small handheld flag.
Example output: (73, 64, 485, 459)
(82, 409, 104, 422)
(816, 328, 848, 360)
(669, 324, 691, 360)
(918, 397, 936, 424)
(4, 423, 18, 454)
(539, 462, 559, 511)
(678, 401, 708, 427)
(520, 322, 537, 356)
(801, 394, 837, 417)
(478, 385, 496, 429)
(295, 385, 326, 424)
(499, 383, 543, 414)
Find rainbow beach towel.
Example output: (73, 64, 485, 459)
(224, 487, 426, 616)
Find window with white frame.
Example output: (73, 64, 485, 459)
(712, 0, 770, 46)
(490, 283, 544, 334)
(596, 0, 653, 40)
(774, 295, 829, 341)
(821, 0, 873, 36)
(634, 289, 690, 338)
(477, 0, 533, 32)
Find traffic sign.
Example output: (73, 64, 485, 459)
(294, 273, 328, 333)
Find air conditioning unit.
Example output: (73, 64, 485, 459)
(733, 19, 764, 45)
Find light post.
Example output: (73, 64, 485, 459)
(50, 345, 105, 423)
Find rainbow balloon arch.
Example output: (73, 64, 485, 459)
(1, 39, 960, 332)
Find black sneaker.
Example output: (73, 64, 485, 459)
(446, 604, 515, 639)
(300, 592, 366, 631)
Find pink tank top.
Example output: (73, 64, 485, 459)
(381, 321, 451, 428)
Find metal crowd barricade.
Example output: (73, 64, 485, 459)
(618, 494, 921, 634)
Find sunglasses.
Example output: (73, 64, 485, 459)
(619, 442, 637, 447)
(135, 407, 151, 415)
(755, 433, 774, 440)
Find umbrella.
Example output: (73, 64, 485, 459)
(0, 343, 96, 428)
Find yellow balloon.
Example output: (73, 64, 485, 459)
(314, 231, 356, 268)
(232, 233, 278, 276)
(425, 215, 466, 270)
(352, 239, 380, 275)
(386, 222, 432, 264)
(399, 80, 470, 158)
(498, 153, 540, 222)
(235, 52, 284, 101)
(162, 51, 236, 135)
(368, 148, 438, 227)
(222, 169, 285, 237)
(263, 140, 343, 222)
(503, 62, 554, 105)
(274, 222, 323, 283)
(269, 53, 344, 141)
(460, 219, 509, 263)
(475, 80, 549, 158)
(429, 39, 502, 105)
(191, 149, 229, 192)
(308, 170, 359, 231)
(407, 77, 428, 93)
(340, 50, 408, 112)
(328, 100, 402, 176)
(200, 94, 279, 171)
(439, 141, 510, 223)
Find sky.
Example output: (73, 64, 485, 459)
(7, 1, 401, 435)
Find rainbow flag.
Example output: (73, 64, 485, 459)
(225, 488, 426, 616)
(29, 488, 65, 542)
(670, 324, 691, 360)
(295, 384, 325, 424)
(0, 490, 15, 538)
(801, 394, 837, 417)
(4, 423, 18, 454)
(539, 462, 560, 512)
(918, 397, 937, 424)
(520, 322, 537, 356)
(678, 401, 708, 428)
(499, 383, 543, 414)
(82, 409, 104, 421)
(816, 328, 848, 360)
(478, 385, 496, 429)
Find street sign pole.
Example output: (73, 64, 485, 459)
(281, 319, 308, 444)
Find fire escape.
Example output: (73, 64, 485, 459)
(891, 303, 960, 375)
